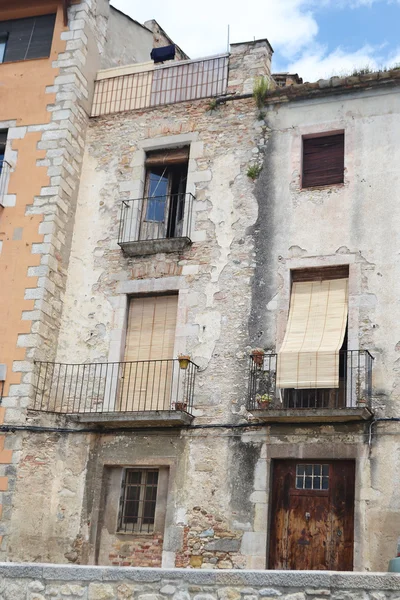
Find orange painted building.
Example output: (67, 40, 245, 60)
(0, 0, 158, 558)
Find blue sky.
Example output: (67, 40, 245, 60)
(112, 0, 400, 81)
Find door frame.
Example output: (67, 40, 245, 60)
(267, 457, 357, 571)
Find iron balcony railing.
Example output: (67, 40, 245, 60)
(92, 54, 228, 116)
(118, 193, 194, 246)
(0, 159, 10, 205)
(248, 350, 373, 411)
(33, 359, 198, 415)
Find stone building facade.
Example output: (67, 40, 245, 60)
(2, 0, 400, 575)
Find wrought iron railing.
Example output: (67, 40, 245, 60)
(248, 350, 373, 411)
(118, 193, 194, 246)
(0, 159, 11, 205)
(92, 54, 228, 116)
(33, 359, 198, 415)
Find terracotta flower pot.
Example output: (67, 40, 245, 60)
(251, 350, 265, 366)
(175, 402, 187, 411)
(178, 355, 190, 370)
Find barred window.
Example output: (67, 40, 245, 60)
(118, 469, 159, 533)
(296, 464, 329, 490)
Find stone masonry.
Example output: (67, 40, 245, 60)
(2, 564, 400, 599)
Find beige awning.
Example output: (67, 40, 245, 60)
(277, 278, 348, 389)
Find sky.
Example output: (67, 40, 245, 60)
(111, 0, 400, 82)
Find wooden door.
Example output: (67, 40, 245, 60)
(121, 295, 178, 411)
(269, 460, 355, 571)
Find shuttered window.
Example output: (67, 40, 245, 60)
(0, 14, 56, 63)
(302, 133, 344, 188)
(277, 278, 348, 389)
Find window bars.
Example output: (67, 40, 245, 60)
(118, 469, 159, 533)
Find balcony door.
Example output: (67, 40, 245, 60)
(120, 295, 178, 411)
(269, 460, 355, 571)
(140, 147, 188, 242)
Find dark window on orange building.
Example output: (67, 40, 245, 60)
(0, 14, 56, 63)
(302, 133, 344, 188)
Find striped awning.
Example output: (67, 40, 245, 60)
(277, 278, 348, 389)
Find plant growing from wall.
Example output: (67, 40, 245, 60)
(253, 76, 269, 109)
(247, 164, 262, 180)
(206, 98, 218, 112)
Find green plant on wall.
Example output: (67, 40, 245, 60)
(247, 164, 262, 180)
(206, 98, 218, 112)
(253, 76, 269, 109)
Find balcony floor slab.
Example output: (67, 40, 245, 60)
(119, 237, 191, 257)
(70, 410, 193, 428)
(249, 407, 373, 424)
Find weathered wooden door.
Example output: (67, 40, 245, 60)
(269, 460, 355, 571)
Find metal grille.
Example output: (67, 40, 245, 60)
(118, 469, 159, 533)
(296, 464, 329, 490)
(33, 359, 197, 415)
(92, 55, 228, 117)
(247, 350, 373, 411)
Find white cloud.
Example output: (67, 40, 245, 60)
(111, 0, 399, 82)
(288, 43, 400, 81)
(112, 0, 319, 59)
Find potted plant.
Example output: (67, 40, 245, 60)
(178, 354, 191, 370)
(255, 393, 273, 409)
(174, 402, 188, 411)
(251, 348, 265, 367)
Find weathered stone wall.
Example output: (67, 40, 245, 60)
(2, 564, 400, 599)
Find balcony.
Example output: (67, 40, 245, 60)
(118, 194, 194, 256)
(33, 359, 198, 427)
(0, 159, 10, 206)
(91, 54, 228, 116)
(247, 350, 374, 423)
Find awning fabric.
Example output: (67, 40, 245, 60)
(277, 278, 348, 389)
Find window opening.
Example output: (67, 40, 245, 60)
(0, 130, 7, 175)
(302, 133, 344, 188)
(296, 464, 329, 490)
(118, 469, 159, 533)
(0, 34, 7, 63)
(0, 14, 56, 63)
(141, 148, 189, 240)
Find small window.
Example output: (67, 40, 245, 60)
(296, 464, 329, 490)
(0, 130, 7, 178)
(118, 469, 159, 533)
(0, 14, 56, 63)
(302, 133, 344, 188)
(0, 34, 7, 63)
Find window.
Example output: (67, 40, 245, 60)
(296, 464, 329, 490)
(0, 130, 7, 172)
(118, 469, 159, 533)
(277, 266, 349, 408)
(140, 147, 189, 241)
(302, 133, 344, 188)
(0, 14, 56, 63)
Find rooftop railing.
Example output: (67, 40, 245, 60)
(248, 350, 373, 412)
(33, 359, 198, 416)
(92, 54, 229, 116)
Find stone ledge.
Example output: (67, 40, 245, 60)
(249, 407, 373, 423)
(1, 564, 400, 589)
(71, 410, 194, 428)
(119, 237, 192, 257)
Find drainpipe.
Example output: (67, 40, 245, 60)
(368, 417, 400, 455)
